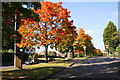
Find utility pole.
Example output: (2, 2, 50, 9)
(14, 13, 17, 68)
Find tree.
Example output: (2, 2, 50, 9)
(94, 49, 103, 56)
(73, 28, 95, 57)
(17, 1, 72, 62)
(2, 2, 40, 50)
(103, 21, 119, 54)
(54, 20, 77, 57)
(116, 47, 120, 55)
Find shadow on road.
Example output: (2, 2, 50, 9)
(47, 57, 120, 79)
(72, 57, 120, 64)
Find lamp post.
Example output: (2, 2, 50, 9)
(83, 46, 86, 57)
(14, 13, 17, 68)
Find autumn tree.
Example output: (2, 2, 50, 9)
(94, 49, 103, 56)
(17, 1, 72, 62)
(73, 28, 95, 57)
(54, 20, 77, 57)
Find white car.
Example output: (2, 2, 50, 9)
(25, 58, 39, 65)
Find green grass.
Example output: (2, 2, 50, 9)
(2, 67, 64, 80)
(2, 58, 73, 80)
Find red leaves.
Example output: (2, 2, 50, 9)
(21, 18, 35, 24)
(11, 34, 17, 38)
(17, 1, 76, 49)
(47, 31, 52, 35)
(58, 2, 62, 5)
(70, 25, 76, 28)
(17, 43, 23, 48)
(33, 9, 41, 14)
(40, 34, 45, 37)
(38, 41, 45, 46)
(76, 50, 83, 54)
(33, 1, 70, 22)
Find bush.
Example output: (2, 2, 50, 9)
(116, 47, 120, 53)
(7, 49, 14, 53)
(79, 53, 84, 57)
(0, 49, 14, 54)
(48, 51, 57, 56)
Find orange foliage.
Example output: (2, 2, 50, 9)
(17, 1, 74, 49)
(73, 28, 94, 53)
(76, 50, 83, 54)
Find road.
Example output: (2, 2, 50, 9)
(47, 57, 120, 79)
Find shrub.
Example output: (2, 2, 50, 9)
(2, 52, 29, 65)
(0, 49, 14, 53)
(7, 49, 14, 53)
(48, 51, 57, 56)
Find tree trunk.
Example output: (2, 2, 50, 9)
(72, 52, 74, 58)
(44, 22, 48, 63)
(45, 44, 48, 63)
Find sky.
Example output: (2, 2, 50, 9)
(36, 1, 118, 53)
(61, 2, 118, 51)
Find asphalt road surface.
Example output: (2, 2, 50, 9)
(47, 57, 120, 80)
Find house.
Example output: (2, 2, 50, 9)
(38, 51, 45, 55)
(24, 47, 35, 54)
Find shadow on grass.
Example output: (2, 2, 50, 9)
(2, 66, 66, 80)
(2, 59, 46, 66)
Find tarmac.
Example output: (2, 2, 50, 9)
(46, 57, 120, 79)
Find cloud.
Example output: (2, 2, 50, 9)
(85, 30, 94, 35)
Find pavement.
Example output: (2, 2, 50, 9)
(46, 57, 120, 79)
(0, 60, 45, 71)
(0, 64, 26, 71)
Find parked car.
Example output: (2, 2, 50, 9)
(66, 57, 71, 60)
(25, 58, 39, 65)
(48, 58, 55, 61)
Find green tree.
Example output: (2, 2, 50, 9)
(2, 2, 40, 50)
(116, 47, 120, 54)
(103, 21, 119, 53)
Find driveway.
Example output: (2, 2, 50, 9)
(46, 57, 120, 79)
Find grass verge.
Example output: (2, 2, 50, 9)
(73, 57, 87, 60)
(2, 59, 73, 80)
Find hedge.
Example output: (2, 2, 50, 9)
(2, 52, 28, 66)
